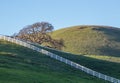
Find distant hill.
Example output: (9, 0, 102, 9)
(51, 25, 120, 56)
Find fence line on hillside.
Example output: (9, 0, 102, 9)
(0, 35, 120, 83)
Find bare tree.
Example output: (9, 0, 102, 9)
(17, 22, 53, 44)
(15, 22, 64, 50)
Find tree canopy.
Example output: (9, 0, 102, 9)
(14, 22, 64, 50)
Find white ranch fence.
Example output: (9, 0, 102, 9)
(0, 35, 120, 83)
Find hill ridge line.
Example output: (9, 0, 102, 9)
(0, 35, 119, 83)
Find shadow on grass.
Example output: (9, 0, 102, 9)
(39, 45, 120, 79)
(92, 27, 120, 42)
(98, 46, 120, 57)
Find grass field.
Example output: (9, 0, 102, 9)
(0, 40, 108, 83)
(83, 55, 120, 63)
(50, 25, 120, 57)
(38, 45, 120, 80)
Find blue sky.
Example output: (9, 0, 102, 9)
(0, 0, 120, 35)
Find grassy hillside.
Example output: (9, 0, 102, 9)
(0, 40, 107, 83)
(38, 45, 120, 80)
(51, 25, 120, 56)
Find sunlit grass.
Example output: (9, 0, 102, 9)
(84, 55, 120, 63)
(51, 26, 120, 57)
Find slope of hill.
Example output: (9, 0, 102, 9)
(0, 40, 107, 83)
(51, 25, 120, 57)
(38, 45, 120, 80)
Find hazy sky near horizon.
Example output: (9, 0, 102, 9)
(0, 0, 120, 35)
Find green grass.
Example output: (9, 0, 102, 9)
(38, 45, 120, 80)
(50, 25, 120, 57)
(83, 55, 120, 63)
(0, 40, 108, 83)
(46, 25, 120, 79)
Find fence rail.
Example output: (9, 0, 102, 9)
(0, 35, 120, 83)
